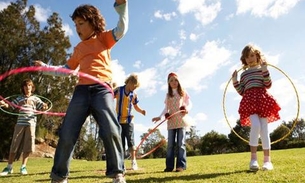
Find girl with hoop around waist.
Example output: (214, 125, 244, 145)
(232, 44, 281, 171)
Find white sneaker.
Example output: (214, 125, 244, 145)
(20, 166, 28, 175)
(51, 179, 68, 183)
(0, 167, 13, 176)
(249, 160, 259, 171)
(131, 160, 138, 170)
(262, 162, 273, 171)
(112, 173, 126, 183)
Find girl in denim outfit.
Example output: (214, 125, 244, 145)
(34, 0, 128, 182)
(152, 72, 192, 172)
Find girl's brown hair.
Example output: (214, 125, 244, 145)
(21, 79, 35, 94)
(71, 5, 106, 34)
(240, 44, 265, 69)
(167, 72, 184, 98)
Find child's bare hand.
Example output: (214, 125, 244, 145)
(116, 0, 126, 5)
(42, 103, 48, 110)
(0, 100, 8, 108)
(33, 60, 44, 66)
(152, 117, 160, 123)
(142, 110, 146, 116)
(261, 61, 268, 71)
(232, 70, 238, 82)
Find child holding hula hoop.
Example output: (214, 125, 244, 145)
(34, 0, 128, 182)
(0, 79, 48, 176)
(152, 72, 192, 172)
(232, 44, 281, 171)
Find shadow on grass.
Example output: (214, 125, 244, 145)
(127, 170, 249, 183)
(33, 169, 251, 182)
(0, 169, 257, 182)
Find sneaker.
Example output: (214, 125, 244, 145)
(131, 161, 138, 170)
(0, 167, 13, 176)
(51, 179, 68, 183)
(175, 167, 184, 172)
(249, 160, 259, 171)
(164, 168, 173, 172)
(20, 166, 28, 175)
(112, 174, 126, 183)
(262, 162, 273, 171)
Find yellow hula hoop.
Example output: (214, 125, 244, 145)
(222, 63, 300, 145)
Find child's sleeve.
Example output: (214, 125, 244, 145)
(183, 91, 192, 111)
(262, 70, 272, 89)
(39, 62, 71, 77)
(158, 94, 168, 118)
(113, 2, 128, 41)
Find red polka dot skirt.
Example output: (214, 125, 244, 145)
(238, 87, 281, 126)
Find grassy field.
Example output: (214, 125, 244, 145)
(0, 148, 304, 183)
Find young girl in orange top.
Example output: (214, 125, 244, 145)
(232, 44, 281, 171)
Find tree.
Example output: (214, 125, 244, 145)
(227, 120, 250, 152)
(139, 129, 166, 158)
(286, 118, 305, 140)
(271, 119, 305, 149)
(186, 126, 201, 156)
(200, 130, 229, 155)
(270, 124, 291, 150)
(0, 0, 73, 159)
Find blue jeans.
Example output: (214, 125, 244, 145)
(50, 84, 124, 181)
(166, 128, 187, 170)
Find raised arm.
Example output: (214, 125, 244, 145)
(113, 0, 128, 41)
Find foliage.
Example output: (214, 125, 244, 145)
(227, 120, 250, 152)
(200, 130, 229, 155)
(270, 124, 291, 149)
(139, 128, 166, 158)
(0, 0, 73, 159)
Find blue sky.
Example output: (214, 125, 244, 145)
(1, 0, 305, 145)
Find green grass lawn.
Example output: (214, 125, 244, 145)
(0, 148, 304, 183)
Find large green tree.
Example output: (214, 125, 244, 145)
(0, 0, 74, 159)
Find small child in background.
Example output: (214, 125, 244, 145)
(232, 44, 281, 171)
(114, 74, 146, 170)
(152, 72, 192, 172)
(0, 79, 48, 176)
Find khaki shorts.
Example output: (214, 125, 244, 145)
(10, 125, 35, 153)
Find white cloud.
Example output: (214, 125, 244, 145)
(177, 0, 221, 25)
(133, 60, 143, 69)
(33, 4, 51, 22)
(154, 10, 177, 21)
(236, 0, 300, 19)
(111, 60, 126, 86)
(144, 37, 157, 46)
(177, 41, 232, 91)
(159, 46, 180, 58)
(189, 33, 198, 42)
(136, 68, 159, 96)
(62, 23, 73, 37)
(0, 1, 10, 11)
(179, 30, 187, 40)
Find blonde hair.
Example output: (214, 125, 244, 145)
(124, 74, 140, 88)
(240, 44, 265, 69)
